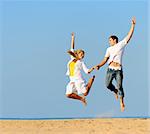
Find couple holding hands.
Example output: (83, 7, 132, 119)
(66, 17, 136, 112)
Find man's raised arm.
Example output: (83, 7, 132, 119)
(126, 17, 136, 43)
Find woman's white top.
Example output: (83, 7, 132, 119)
(66, 49, 89, 81)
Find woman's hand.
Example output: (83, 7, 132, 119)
(88, 67, 95, 74)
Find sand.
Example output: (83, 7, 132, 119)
(0, 118, 150, 134)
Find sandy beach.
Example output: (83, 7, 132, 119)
(0, 118, 150, 134)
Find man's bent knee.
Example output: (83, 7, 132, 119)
(106, 84, 111, 89)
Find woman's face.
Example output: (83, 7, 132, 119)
(78, 51, 84, 59)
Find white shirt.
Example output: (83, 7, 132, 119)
(105, 37, 128, 65)
(66, 49, 89, 81)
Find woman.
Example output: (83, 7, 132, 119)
(66, 32, 95, 106)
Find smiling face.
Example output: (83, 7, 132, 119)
(109, 35, 118, 46)
(77, 51, 84, 60)
(76, 50, 85, 60)
(109, 37, 116, 46)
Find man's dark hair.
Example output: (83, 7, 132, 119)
(109, 35, 118, 43)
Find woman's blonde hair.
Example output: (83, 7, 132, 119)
(67, 49, 85, 59)
(75, 49, 85, 55)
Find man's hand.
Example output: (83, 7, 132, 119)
(94, 65, 100, 70)
(132, 17, 136, 25)
(71, 32, 75, 37)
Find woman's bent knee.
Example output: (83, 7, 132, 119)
(66, 94, 71, 98)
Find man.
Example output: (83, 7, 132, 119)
(95, 17, 136, 112)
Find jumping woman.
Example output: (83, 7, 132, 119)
(66, 32, 95, 106)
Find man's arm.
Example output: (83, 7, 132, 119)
(126, 17, 136, 43)
(95, 57, 109, 70)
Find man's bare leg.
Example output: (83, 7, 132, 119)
(66, 93, 87, 106)
(114, 89, 118, 100)
(120, 97, 125, 112)
(84, 75, 95, 96)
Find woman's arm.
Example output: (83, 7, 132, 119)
(67, 32, 78, 59)
(88, 67, 95, 74)
(71, 32, 75, 50)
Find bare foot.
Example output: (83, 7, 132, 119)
(120, 98, 125, 112)
(81, 97, 87, 106)
(120, 103, 125, 112)
(114, 89, 118, 100)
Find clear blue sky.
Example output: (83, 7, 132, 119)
(0, 0, 149, 118)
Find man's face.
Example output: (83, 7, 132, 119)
(109, 38, 116, 46)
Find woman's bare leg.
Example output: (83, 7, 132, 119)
(84, 75, 95, 96)
(66, 93, 87, 106)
